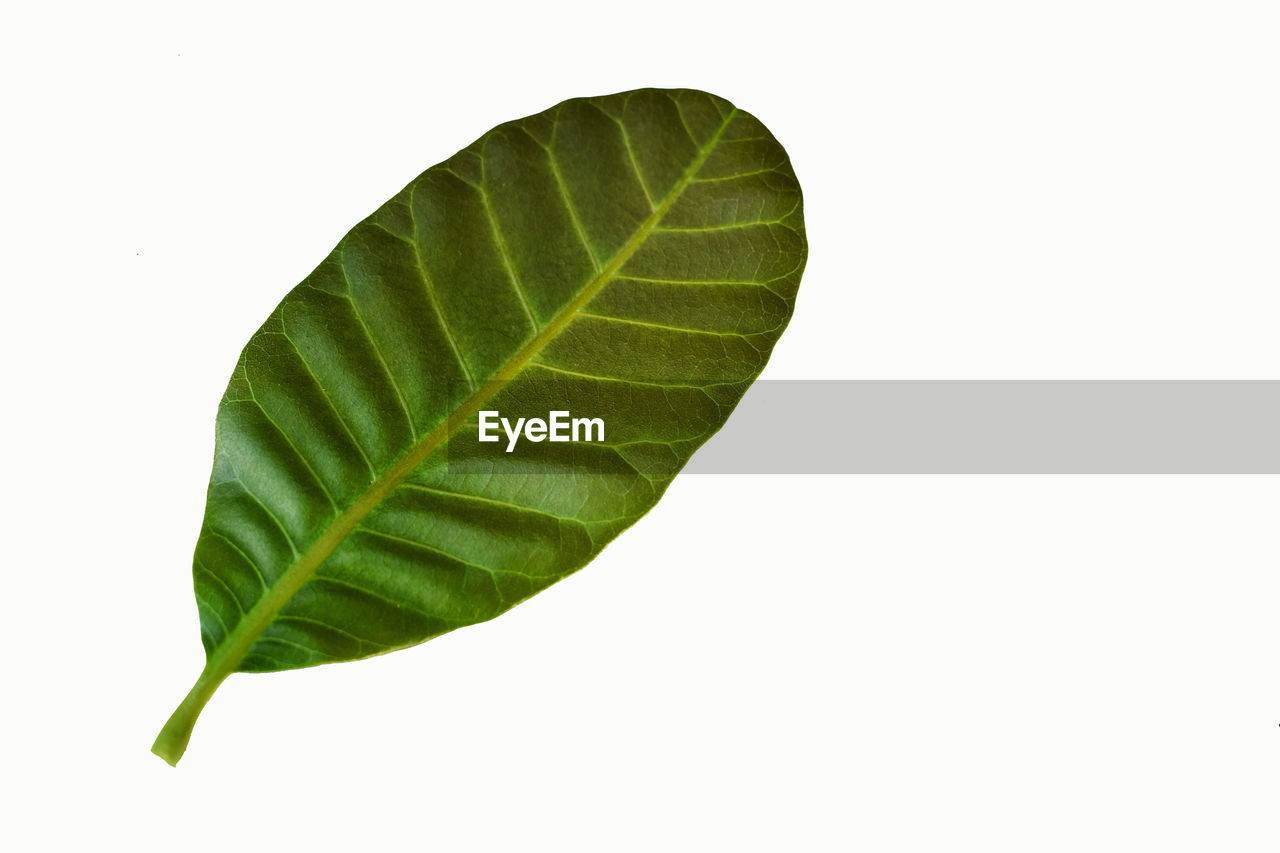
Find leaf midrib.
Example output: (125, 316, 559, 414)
(200, 105, 739, 685)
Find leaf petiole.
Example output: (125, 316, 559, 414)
(151, 666, 227, 766)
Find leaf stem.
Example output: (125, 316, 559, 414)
(151, 665, 227, 766)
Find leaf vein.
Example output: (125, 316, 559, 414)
(476, 144, 540, 334)
(334, 253, 419, 440)
(202, 530, 269, 592)
(404, 184, 478, 390)
(273, 326, 378, 481)
(276, 614, 387, 649)
(522, 124, 601, 271)
(237, 354, 343, 513)
(594, 102, 655, 211)
(575, 310, 763, 339)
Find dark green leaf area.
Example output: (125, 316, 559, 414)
(189, 88, 806, 675)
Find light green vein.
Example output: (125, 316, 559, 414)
(528, 360, 724, 393)
(477, 175, 540, 334)
(275, 614, 387, 649)
(274, 329, 377, 481)
(203, 530, 268, 592)
(231, 476, 299, 558)
(690, 163, 788, 183)
(398, 481, 586, 525)
(237, 360, 342, 513)
(194, 557, 246, 616)
(333, 252, 419, 440)
(355, 526, 502, 575)
(596, 102, 655, 211)
(575, 310, 757, 339)
(534, 125, 602, 271)
(311, 574, 452, 623)
(404, 185, 478, 391)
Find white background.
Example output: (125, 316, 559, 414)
(3, 1, 1278, 849)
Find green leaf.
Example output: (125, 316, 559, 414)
(153, 88, 806, 765)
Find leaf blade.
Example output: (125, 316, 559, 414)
(154, 88, 806, 765)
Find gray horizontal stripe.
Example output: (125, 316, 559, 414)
(687, 381, 1280, 474)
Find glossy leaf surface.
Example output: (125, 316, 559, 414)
(154, 88, 806, 764)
